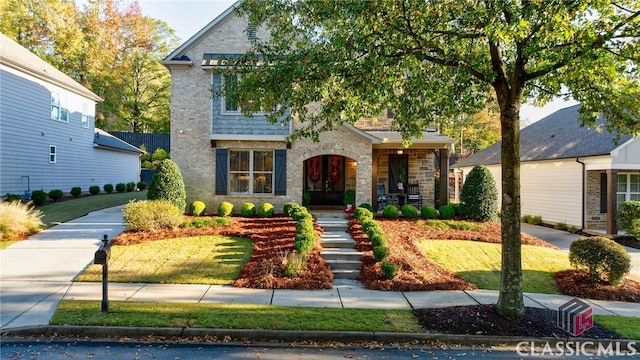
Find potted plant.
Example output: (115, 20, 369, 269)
(343, 189, 356, 213)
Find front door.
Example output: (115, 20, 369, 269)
(304, 155, 345, 205)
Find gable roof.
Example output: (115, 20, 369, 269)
(94, 129, 143, 154)
(0, 32, 102, 102)
(453, 105, 634, 167)
(162, 1, 242, 65)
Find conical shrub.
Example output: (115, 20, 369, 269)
(147, 159, 186, 213)
(460, 165, 498, 222)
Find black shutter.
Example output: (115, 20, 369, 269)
(274, 149, 286, 195)
(600, 172, 607, 213)
(215, 148, 228, 195)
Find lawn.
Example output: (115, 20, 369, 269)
(419, 240, 572, 294)
(52, 301, 422, 332)
(40, 191, 147, 227)
(75, 235, 253, 285)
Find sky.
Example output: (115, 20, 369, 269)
(84, 0, 578, 124)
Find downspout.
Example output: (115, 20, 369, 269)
(575, 158, 586, 230)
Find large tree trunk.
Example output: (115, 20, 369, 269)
(496, 99, 524, 317)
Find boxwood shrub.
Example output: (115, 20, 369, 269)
(31, 190, 48, 206)
(217, 201, 234, 217)
(126, 182, 136, 192)
(357, 203, 374, 213)
(104, 184, 114, 194)
(48, 189, 63, 202)
(439, 204, 455, 220)
(421, 205, 438, 219)
(354, 207, 373, 221)
(89, 186, 100, 195)
(400, 204, 418, 218)
(189, 201, 207, 216)
(240, 202, 256, 217)
(569, 236, 631, 286)
(257, 203, 275, 218)
(382, 205, 399, 219)
(115, 183, 126, 193)
(70, 187, 82, 198)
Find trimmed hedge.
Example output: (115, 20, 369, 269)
(439, 204, 455, 220)
(257, 203, 275, 218)
(421, 205, 438, 219)
(217, 202, 234, 217)
(240, 202, 256, 217)
(31, 190, 48, 206)
(400, 204, 419, 218)
(48, 189, 63, 202)
(354, 207, 373, 221)
(189, 201, 207, 216)
(460, 165, 498, 222)
(569, 236, 631, 286)
(147, 159, 187, 212)
(104, 184, 114, 194)
(382, 205, 399, 219)
(70, 187, 82, 198)
(617, 201, 640, 239)
(89, 186, 100, 195)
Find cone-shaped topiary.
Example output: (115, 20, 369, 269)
(460, 165, 498, 222)
(147, 159, 186, 213)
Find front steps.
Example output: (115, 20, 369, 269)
(316, 217, 363, 280)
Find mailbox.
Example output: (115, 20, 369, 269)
(94, 247, 110, 264)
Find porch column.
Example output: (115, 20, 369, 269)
(439, 149, 449, 207)
(606, 169, 618, 234)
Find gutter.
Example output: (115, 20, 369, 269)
(575, 157, 586, 230)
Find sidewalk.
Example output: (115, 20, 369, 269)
(1, 208, 639, 333)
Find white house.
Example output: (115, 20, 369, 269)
(453, 105, 640, 233)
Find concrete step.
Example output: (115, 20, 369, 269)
(321, 238, 355, 248)
(316, 218, 349, 231)
(320, 248, 363, 261)
(324, 259, 361, 270)
(332, 269, 360, 280)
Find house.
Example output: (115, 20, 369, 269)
(161, 1, 454, 212)
(0, 33, 142, 197)
(453, 105, 640, 233)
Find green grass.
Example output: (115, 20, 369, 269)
(594, 315, 640, 340)
(418, 219, 483, 231)
(40, 191, 147, 227)
(0, 241, 18, 250)
(52, 301, 422, 332)
(419, 240, 571, 294)
(75, 236, 253, 284)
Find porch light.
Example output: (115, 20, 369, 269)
(397, 150, 403, 154)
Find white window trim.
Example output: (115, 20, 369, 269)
(81, 104, 90, 128)
(617, 173, 640, 207)
(229, 149, 274, 195)
(50, 92, 69, 123)
(49, 145, 57, 164)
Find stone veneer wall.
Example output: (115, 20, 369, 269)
(375, 149, 436, 207)
(585, 170, 607, 230)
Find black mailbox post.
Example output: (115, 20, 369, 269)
(94, 234, 111, 312)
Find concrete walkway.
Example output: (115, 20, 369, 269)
(1, 207, 639, 332)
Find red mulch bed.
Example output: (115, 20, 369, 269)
(110, 215, 639, 303)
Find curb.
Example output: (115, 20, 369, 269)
(2, 325, 635, 349)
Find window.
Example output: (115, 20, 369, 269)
(49, 145, 56, 164)
(617, 173, 640, 207)
(81, 104, 89, 128)
(51, 92, 68, 122)
(222, 74, 240, 113)
(229, 150, 273, 194)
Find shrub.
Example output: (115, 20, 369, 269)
(460, 165, 498, 222)
(48, 189, 63, 202)
(147, 159, 187, 213)
(381, 262, 398, 279)
(217, 202, 234, 217)
(291, 206, 311, 221)
(115, 183, 126, 193)
(141, 160, 153, 169)
(0, 201, 44, 240)
(89, 186, 100, 195)
(70, 187, 82, 198)
(369, 232, 387, 248)
(555, 222, 569, 231)
(532, 215, 543, 225)
(360, 218, 375, 233)
(373, 245, 390, 262)
(257, 203, 275, 217)
(240, 202, 256, 217)
(569, 236, 631, 286)
(294, 217, 315, 255)
(3, 193, 24, 203)
(182, 217, 229, 228)
(382, 205, 399, 219)
(283, 202, 297, 216)
(617, 201, 640, 239)
(439, 205, 455, 220)
(122, 200, 183, 231)
(422, 219, 483, 231)
(421, 205, 438, 219)
(189, 201, 207, 216)
(31, 190, 47, 205)
(400, 204, 418, 218)
(367, 224, 384, 239)
(104, 184, 114, 194)
(151, 148, 170, 162)
(354, 207, 373, 221)
(126, 182, 136, 192)
(521, 214, 532, 224)
(284, 251, 307, 277)
(451, 203, 461, 217)
(137, 181, 147, 191)
(358, 203, 374, 213)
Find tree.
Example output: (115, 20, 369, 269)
(227, 1, 639, 317)
(147, 159, 186, 213)
(460, 165, 499, 222)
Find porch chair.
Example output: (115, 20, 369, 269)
(407, 183, 423, 209)
(377, 183, 394, 210)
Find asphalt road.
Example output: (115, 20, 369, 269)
(2, 337, 638, 359)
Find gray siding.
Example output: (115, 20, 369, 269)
(0, 68, 139, 195)
(211, 73, 289, 136)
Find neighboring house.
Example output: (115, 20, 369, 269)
(453, 105, 640, 234)
(0, 33, 142, 197)
(161, 1, 454, 212)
